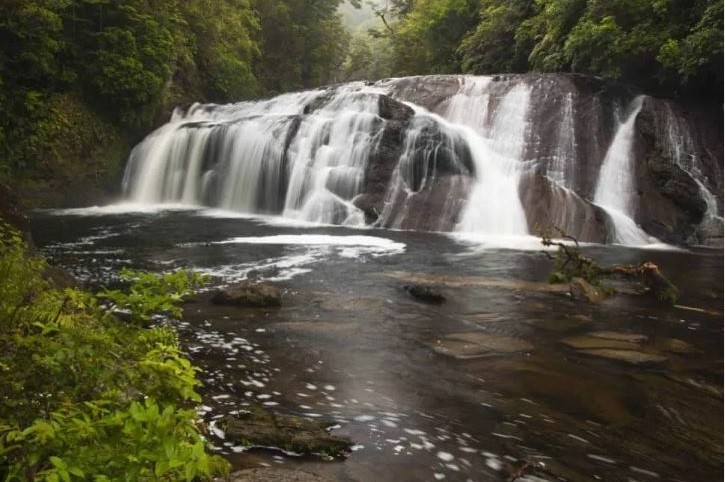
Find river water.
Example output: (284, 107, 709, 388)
(31, 206, 723, 482)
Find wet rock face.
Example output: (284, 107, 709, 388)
(633, 98, 713, 244)
(379, 74, 722, 245)
(519, 173, 609, 243)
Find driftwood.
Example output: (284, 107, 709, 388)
(541, 229, 678, 304)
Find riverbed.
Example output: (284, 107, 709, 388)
(31, 206, 723, 482)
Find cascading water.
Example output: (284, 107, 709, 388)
(122, 74, 722, 246)
(592, 96, 657, 245)
(446, 78, 531, 235)
(548, 92, 576, 188)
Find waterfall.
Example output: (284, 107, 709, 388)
(454, 81, 531, 235)
(592, 96, 657, 245)
(122, 74, 722, 247)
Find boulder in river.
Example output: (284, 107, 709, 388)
(211, 282, 281, 308)
(220, 408, 353, 459)
(404, 284, 446, 304)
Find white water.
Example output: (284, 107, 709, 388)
(549, 92, 576, 188)
(455, 81, 530, 235)
(593, 96, 656, 245)
(121, 75, 719, 247)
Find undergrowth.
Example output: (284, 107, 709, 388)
(0, 219, 229, 481)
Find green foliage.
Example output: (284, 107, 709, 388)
(1, 0, 355, 199)
(458, 0, 536, 73)
(376, 0, 722, 97)
(99, 269, 207, 327)
(0, 219, 228, 481)
(253, 0, 351, 93)
(391, 0, 482, 75)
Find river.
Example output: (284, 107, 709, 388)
(31, 206, 722, 482)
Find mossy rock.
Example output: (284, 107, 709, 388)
(220, 408, 353, 459)
(211, 282, 282, 308)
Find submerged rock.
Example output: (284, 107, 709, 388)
(430, 332, 534, 359)
(576, 349, 668, 366)
(211, 282, 281, 308)
(220, 468, 334, 482)
(561, 333, 645, 351)
(561, 332, 668, 365)
(660, 338, 697, 355)
(525, 316, 592, 333)
(404, 284, 446, 304)
(220, 408, 353, 459)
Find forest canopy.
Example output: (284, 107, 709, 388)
(364, 0, 723, 98)
(0, 0, 721, 205)
(0, 0, 354, 187)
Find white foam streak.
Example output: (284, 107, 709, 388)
(212, 234, 405, 254)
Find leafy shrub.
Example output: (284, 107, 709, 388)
(0, 220, 228, 481)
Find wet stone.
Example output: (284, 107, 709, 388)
(561, 333, 645, 351)
(221, 407, 353, 459)
(576, 349, 668, 365)
(430, 332, 534, 359)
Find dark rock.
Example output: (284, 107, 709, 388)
(404, 284, 445, 304)
(211, 282, 281, 308)
(377, 94, 414, 121)
(221, 408, 353, 459)
(633, 96, 720, 244)
(384, 176, 471, 231)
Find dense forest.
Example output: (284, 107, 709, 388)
(356, 0, 722, 95)
(1, 0, 721, 206)
(0, 0, 357, 205)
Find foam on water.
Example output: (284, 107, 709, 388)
(42, 202, 199, 216)
(211, 234, 405, 254)
(449, 233, 551, 251)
